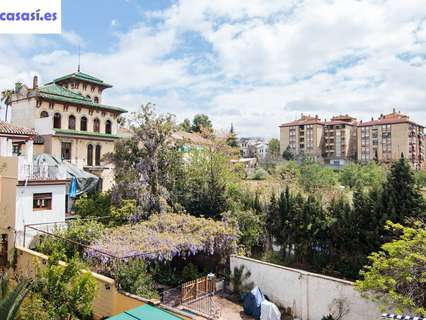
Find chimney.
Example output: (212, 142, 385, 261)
(393, 107, 396, 113)
(33, 75, 38, 89)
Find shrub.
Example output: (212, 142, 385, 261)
(34, 219, 104, 259)
(115, 260, 159, 300)
(74, 192, 111, 219)
(181, 263, 200, 283)
(230, 265, 253, 295)
(31, 250, 97, 320)
(110, 199, 137, 225)
(248, 168, 269, 180)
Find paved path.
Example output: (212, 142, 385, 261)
(212, 296, 253, 320)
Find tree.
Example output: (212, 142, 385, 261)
(282, 145, 294, 160)
(414, 170, 426, 188)
(191, 114, 213, 134)
(1, 89, 13, 122)
(299, 160, 338, 192)
(179, 118, 192, 132)
(267, 138, 280, 160)
(356, 222, 426, 316)
(110, 103, 183, 217)
(339, 162, 385, 190)
(226, 124, 239, 148)
(175, 142, 235, 218)
(0, 273, 31, 320)
(380, 156, 425, 224)
(30, 251, 97, 320)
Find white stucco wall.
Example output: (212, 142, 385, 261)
(230, 255, 380, 320)
(15, 183, 66, 247)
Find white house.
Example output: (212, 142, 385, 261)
(0, 120, 68, 249)
(240, 137, 269, 160)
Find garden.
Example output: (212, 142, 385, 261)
(15, 105, 426, 318)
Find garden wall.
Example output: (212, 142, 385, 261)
(230, 255, 380, 320)
(15, 246, 193, 320)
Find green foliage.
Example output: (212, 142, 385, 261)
(223, 209, 265, 255)
(299, 161, 338, 192)
(149, 262, 179, 287)
(275, 161, 301, 184)
(321, 315, 335, 320)
(267, 138, 280, 160)
(34, 219, 104, 260)
(181, 263, 200, 283)
(414, 170, 426, 188)
(230, 265, 253, 295)
(339, 162, 385, 190)
(175, 146, 236, 218)
(74, 192, 111, 219)
(226, 124, 239, 148)
(31, 251, 97, 319)
(111, 103, 182, 217)
(356, 222, 426, 316)
(110, 199, 136, 225)
(0, 273, 31, 320)
(248, 168, 269, 180)
(380, 157, 425, 224)
(179, 118, 192, 132)
(282, 145, 294, 160)
(191, 114, 213, 133)
(265, 155, 426, 280)
(116, 260, 159, 300)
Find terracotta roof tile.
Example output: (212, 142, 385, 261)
(0, 121, 35, 136)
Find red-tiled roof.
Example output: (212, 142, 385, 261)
(358, 115, 423, 127)
(279, 116, 323, 127)
(324, 120, 358, 126)
(0, 121, 35, 136)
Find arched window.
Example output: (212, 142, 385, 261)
(68, 115, 76, 130)
(40, 111, 49, 118)
(80, 116, 87, 131)
(95, 145, 101, 166)
(94, 97, 99, 104)
(105, 120, 112, 134)
(53, 113, 61, 129)
(93, 118, 100, 133)
(87, 144, 93, 166)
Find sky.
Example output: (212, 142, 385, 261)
(1, 0, 426, 138)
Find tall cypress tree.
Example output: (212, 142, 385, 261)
(380, 155, 425, 223)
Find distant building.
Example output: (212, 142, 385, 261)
(7, 72, 127, 190)
(357, 109, 424, 169)
(323, 115, 358, 166)
(239, 137, 268, 160)
(279, 110, 425, 168)
(279, 114, 323, 161)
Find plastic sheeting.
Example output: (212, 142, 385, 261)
(244, 287, 265, 320)
(260, 300, 281, 320)
(33, 154, 99, 195)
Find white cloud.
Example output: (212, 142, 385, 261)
(111, 19, 120, 27)
(61, 30, 84, 46)
(2, 0, 426, 138)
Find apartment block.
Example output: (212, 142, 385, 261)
(323, 115, 358, 165)
(357, 110, 424, 169)
(279, 110, 425, 168)
(279, 114, 324, 160)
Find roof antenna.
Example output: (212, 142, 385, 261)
(77, 45, 81, 72)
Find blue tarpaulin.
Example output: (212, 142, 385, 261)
(244, 287, 265, 320)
